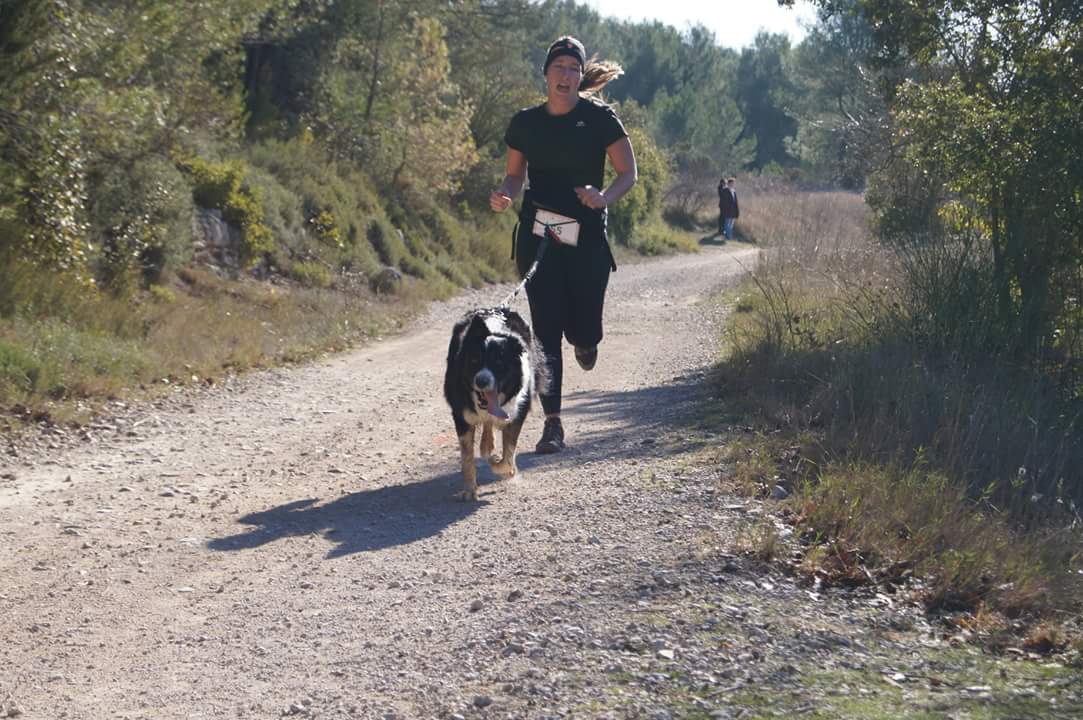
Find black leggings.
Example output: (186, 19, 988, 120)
(515, 219, 612, 415)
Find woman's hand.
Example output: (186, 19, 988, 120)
(492, 151, 526, 212)
(490, 190, 513, 212)
(574, 185, 607, 209)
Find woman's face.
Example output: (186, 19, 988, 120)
(545, 56, 583, 101)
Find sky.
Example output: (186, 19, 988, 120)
(578, 0, 819, 51)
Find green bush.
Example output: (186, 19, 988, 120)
(179, 155, 274, 265)
(0, 340, 40, 394)
(0, 250, 96, 322)
(401, 229, 435, 265)
(399, 254, 433, 279)
(433, 254, 471, 287)
(367, 217, 407, 268)
(247, 138, 383, 276)
(289, 260, 333, 288)
(423, 204, 469, 256)
(245, 138, 518, 292)
(464, 218, 516, 286)
(623, 219, 699, 256)
(148, 284, 177, 304)
(247, 165, 308, 253)
(607, 126, 672, 245)
(87, 156, 193, 290)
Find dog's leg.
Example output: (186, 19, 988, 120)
(489, 418, 524, 479)
(479, 421, 495, 461)
(458, 425, 478, 501)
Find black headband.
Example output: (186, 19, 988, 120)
(543, 37, 586, 74)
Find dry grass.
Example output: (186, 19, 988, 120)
(733, 517, 783, 563)
(737, 186, 872, 252)
(0, 263, 426, 425)
(798, 462, 1076, 616)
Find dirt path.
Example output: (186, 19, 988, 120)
(1, 245, 1079, 720)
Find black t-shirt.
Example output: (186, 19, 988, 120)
(504, 98, 628, 218)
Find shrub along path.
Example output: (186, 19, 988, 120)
(1, 244, 1079, 719)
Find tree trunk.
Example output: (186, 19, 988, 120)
(363, 0, 386, 133)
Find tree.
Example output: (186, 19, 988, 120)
(788, 4, 890, 187)
(735, 32, 801, 171)
(797, 0, 1083, 361)
(1, 0, 287, 284)
(311, 2, 479, 196)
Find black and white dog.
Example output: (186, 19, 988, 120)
(444, 307, 546, 501)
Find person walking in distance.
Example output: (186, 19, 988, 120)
(718, 176, 739, 240)
(489, 35, 638, 454)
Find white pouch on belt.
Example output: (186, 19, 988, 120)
(532, 209, 580, 246)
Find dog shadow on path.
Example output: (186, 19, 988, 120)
(209, 373, 708, 559)
(207, 466, 508, 558)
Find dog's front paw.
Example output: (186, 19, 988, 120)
(457, 488, 479, 502)
(489, 458, 518, 479)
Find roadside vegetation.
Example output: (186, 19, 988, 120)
(693, 0, 1083, 652)
(711, 187, 1082, 643)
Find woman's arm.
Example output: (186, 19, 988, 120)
(490, 148, 528, 212)
(575, 136, 637, 209)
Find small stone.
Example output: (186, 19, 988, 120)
(473, 696, 492, 708)
(469, 599, 484, 612)
(506, 589, 523, 602)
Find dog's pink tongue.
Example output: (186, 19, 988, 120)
(486, 390, 509, 420)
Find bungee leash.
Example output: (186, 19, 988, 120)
(497, 218, 576, 308)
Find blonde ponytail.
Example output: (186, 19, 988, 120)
(579, 57, 623, 95)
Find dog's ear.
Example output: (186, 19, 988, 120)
(465, 313, 490, 340)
